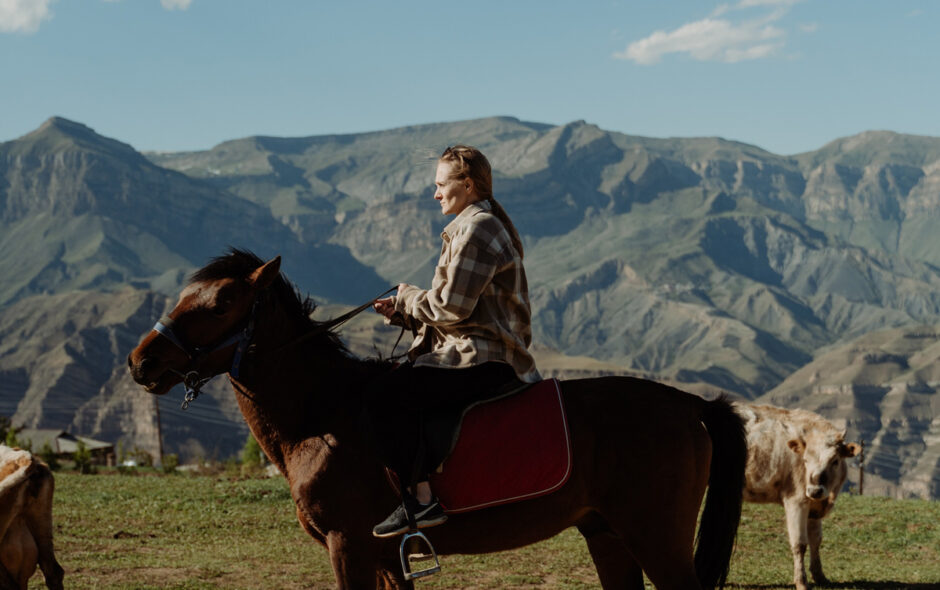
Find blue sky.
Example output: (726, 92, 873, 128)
(1, 0, 936, 155)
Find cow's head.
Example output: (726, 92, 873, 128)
(787, 430, 860, 500)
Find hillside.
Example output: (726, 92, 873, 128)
(2, 116, 940, 496)
(0, 117, 386, 307)
(0, 288, 246, 461)
(151, 117, 940, 397)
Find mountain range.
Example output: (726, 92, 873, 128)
(2, 116, 939, 497)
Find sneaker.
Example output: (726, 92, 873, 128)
(372, 496, 448, 538)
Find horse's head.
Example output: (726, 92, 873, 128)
(128, 254, 282, 395)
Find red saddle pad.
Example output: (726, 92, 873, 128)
(429, 378, 571, 514)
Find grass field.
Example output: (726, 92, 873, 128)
(27, 472, 940, 589)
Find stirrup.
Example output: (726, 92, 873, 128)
(400, 530, 441, 581)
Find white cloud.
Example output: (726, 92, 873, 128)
(0, 0, 55, 34)
(615, 0, 807, 65)
(161, 0, 192, 10)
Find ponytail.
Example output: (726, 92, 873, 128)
(485, 197, 525, 259)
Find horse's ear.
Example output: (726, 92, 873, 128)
(249, 256, 281, 290)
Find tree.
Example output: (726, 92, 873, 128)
(1, 416, 24, 448)
(241, 433, 267, 476)
(37, 442, 60, 471)
(73, 440, 95, 474)
(162, 453, 179, 474)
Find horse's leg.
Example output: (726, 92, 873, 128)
(577, 522, 644, 590)
(297, 508, 407, 590)
(783, 498, 810, 590)
(614, 420, 710, 590)
(325, 531, 386, 590)
(623, 528, 701, 590)
(807, 517, 828, 585)
(376, 564, 412, 590)
(599, 488, 702, 590)
(295, 506, 327, 547)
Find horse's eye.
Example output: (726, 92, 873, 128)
(212, 301, 230, 316)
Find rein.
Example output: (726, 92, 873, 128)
(264, 287, 397, 359)
(151, 287, 397, 409)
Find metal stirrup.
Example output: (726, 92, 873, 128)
(399, 530, 441, 581)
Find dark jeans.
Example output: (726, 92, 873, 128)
(368, 361, 520, 491)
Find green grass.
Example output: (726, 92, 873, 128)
(29, 473, 940, 589)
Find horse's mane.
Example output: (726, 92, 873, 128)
(190, 248, 350, 355)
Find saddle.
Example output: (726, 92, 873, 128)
(427, 378, 571, 513)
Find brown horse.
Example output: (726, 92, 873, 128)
(127, 249, 747, 590)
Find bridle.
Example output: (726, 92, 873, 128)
(152, 300, 260, 409)
(150, 287, 397, 409)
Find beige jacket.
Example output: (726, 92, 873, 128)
(388, 200, 540, 383)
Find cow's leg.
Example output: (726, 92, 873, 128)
(807, 517, 828, 585)
(578, 525, 644, 590)
(783, 498, 810, 590)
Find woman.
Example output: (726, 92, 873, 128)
(370, 145, 541, 538)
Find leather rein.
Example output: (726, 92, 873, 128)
(151, 287, 396, 409)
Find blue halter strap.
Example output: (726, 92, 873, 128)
(150, 302, 258, 409)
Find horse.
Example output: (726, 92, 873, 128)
(127, 249, 747, 590)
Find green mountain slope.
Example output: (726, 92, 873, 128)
(3, 116, 940, 495)
(0, 117, 387, 307)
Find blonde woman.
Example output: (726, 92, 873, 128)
(370, 145, 540, 538)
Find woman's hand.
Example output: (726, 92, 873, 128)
(374, 284, 411, 319)
(373, 297, 396, 319)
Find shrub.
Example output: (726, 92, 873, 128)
(37, 442, 60, 471)
(240, 433, 268, 477)
(161, 453, 180, 474)
(73, 440, 96, 474)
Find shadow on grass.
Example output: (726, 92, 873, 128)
(732, 583, 940, 590)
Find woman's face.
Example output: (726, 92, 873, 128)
(434, 161, 476, 216)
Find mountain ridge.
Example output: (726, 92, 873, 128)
(3, 116, 940, 496)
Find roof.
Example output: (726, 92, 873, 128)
(16, 429, 114, 454)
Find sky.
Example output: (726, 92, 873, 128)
(0, 0, 937, 156)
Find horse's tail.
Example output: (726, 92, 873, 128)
(694, 395, 747, 590)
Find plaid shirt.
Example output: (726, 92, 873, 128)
(389, 200, 541, 383)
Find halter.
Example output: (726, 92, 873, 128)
(151, 300, 259, 409)
(151, 287, 397, 410)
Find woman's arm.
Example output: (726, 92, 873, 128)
(395, 235, 499, 326)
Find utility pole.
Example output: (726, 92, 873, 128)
(153, 394, 164, 468)
(858, 438, 865, 496)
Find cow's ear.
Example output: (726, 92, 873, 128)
(840, 442, 861, 458)
(787, 438, 805, 454)
(249, 256, 281, 290)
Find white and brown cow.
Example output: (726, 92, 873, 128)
(735, 404, 860, 590)
(0, 445, 64, 590)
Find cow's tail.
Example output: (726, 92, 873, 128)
(694, 394, 747, 590)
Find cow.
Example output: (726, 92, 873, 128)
(0, 445, 64, 590)
(735, 404, 860, 590)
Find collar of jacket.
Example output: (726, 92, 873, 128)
(441, 199, 492, 242)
